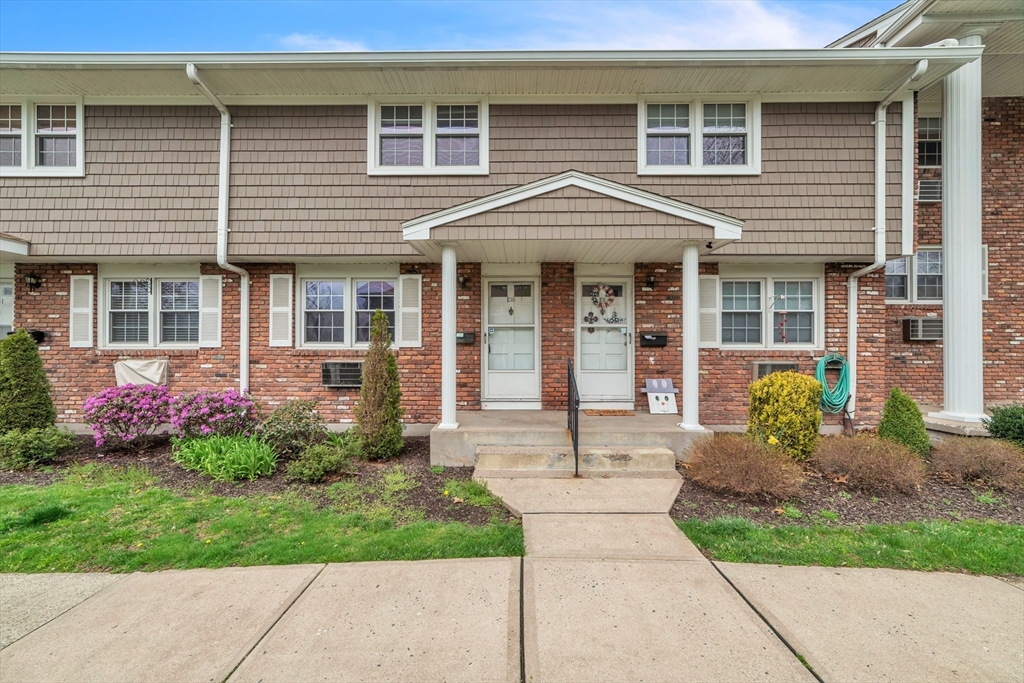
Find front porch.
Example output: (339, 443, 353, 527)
(429, 410, 711, 466)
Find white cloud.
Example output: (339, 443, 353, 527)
(468, 1, 858, 51)
(279, 33, 367, 52)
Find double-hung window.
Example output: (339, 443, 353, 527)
(918, 118, 942, 167)
(638, 98, 759, 175)
(299, 276, 398, 347)
(369, 100, 488, 175)
(0, 98, 84, 177)
(886, 249, 947, 302)
(99, 269, 221, 349)
(710, 273, 821, 349)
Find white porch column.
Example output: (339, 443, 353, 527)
(680, 243, 703, 430)
(438, 244, 459, 430)
(932, 32, 986, 424)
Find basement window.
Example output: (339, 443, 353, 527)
(0, 98, 84, 177)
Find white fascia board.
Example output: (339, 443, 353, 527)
(825, 0, 923, 48)
(0, 236, 30, 257)
(401, 170, 744, 241)
(0, 45, 984, 68)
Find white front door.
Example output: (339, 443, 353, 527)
(483, 280, 540, 407)
(576, 279, 634, 403)
(0, 281, 13, 338)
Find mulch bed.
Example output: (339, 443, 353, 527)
(0, 436, 509, 527)
(672, 464, 1024, 526)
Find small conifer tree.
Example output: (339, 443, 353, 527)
(355, 310, 404, 460)
(877, 387, 931, 457)
(0, 329, 56, 434)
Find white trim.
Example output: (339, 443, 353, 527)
(97, 266, 209, 350)
(0, 96, 85, 178)
(268, 274, 293, 347)
(481, 401, 543, 410)
(579, 401, 636, 411)
(68, 275, 94, 348)
(481, 263, 541, 277)
(402, 170, 744, 241)
(0, 236, 29, 257)
(901, 93, 915, 257)
(637, 97, 761, 176)
(367, 97, 489, 176)
(981, 244, 989, 301)
(717, 264, 825, 351)
(197, 275, 222, 348)
(294, 268, 408, 349)
(576, 263, 632, 277)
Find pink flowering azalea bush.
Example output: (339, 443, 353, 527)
(82, 383, 174, 449)
(170, 389, 260, 440)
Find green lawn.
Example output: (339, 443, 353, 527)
(0, 464, 524, 573)
(679, 517, 1024, 576)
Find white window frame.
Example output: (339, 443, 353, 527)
(0, 96, 85, 178)
(296, 266, 402, 349)
(717, 266, 823, 350)
(98, 266, 204, 349)
(886, 247, 954, 305)
(918, 116, 942, 169)
(637, 96, 761, 176)
(367, 97, 489, 176)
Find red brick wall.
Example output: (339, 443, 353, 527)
(540, 263, 574, 410)
(456, 263, 482, 411)
(633, 263, 682, 410)
(886, 96, 1024, 408)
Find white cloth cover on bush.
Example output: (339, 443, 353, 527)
(114, 359, 169, 386)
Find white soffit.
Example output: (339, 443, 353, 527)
(0, 234, 30, 257)
(401, 170, 744, 242)
(0, 47, 982, 101)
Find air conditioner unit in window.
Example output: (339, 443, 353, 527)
(752, 362, 799, 381)
(902, 317, 943, 342)
(321, 361, 363, 388)
(918, 179, 942, 202)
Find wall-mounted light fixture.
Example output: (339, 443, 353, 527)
(646, 274, 656, 288)
(458, 274, 469, 290)
(24, 273, 42, 291)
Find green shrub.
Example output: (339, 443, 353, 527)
(746, 371, 822, 460)
(0, 426, 77, 470)
(0, 329, 56, 434)
(355, 310, 404, 461)
(931, 436, 1024, 491)
(260, 400, 328, 457)
(687, 433, 805, 500)
(814, 434, 925, 495)
(983, 404, 1024, 450)
(172, 435, 277, 481)
(286, 443, 357, 483)
(877, 387, 931, 457)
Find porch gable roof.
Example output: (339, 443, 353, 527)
(401, 170, 744, 244)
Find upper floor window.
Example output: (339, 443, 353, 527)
(368, 99, 488, 176)
(638, 98, 760, 176)
(0, 99, 84, 177)
(918, 117, 941, 167)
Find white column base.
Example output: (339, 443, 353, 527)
(928, 410, 987, 425)
(436, 422, 460, 431)
(677, 422, 709, 432)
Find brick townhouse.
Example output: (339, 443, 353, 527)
(1, 0, 1020, 462)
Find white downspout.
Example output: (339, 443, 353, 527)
(846, 58, 929, 423)
(186, 63, 251, 391)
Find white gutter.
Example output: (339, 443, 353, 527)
(846, 56, 930, 423)
(186, 63, 250, 392)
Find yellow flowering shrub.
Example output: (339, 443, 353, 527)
(746, 371, 823, 461)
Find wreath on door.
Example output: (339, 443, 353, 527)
(590, 284, 616, 314)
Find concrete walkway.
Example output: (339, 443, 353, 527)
(2, 475, 1022, 681)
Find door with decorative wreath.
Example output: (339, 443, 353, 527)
(575, 278, 634, 404)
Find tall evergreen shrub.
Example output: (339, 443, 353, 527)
(355, 310, 404, 460)
(0, 329, 56, 434)
(877, 387, 931, 457)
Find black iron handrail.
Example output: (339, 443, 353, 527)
(567, 359, 580, 477)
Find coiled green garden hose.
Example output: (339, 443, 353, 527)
(816, 352, 851, 414)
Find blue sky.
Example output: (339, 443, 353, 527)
(0, 1, 901, 52)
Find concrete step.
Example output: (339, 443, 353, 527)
(472, 445, 680, 480)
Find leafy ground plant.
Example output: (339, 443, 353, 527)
(286, 443, 356, 483)
(0, 464, 524, 572)
(172, 435, 277, 482)
(686, 433, 805, 500)
(0, 426, 76, 470)
(260, 400, 328, 457)
(679, 516, 1024, 576)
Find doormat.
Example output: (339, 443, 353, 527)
(583, 409, 635, 417)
